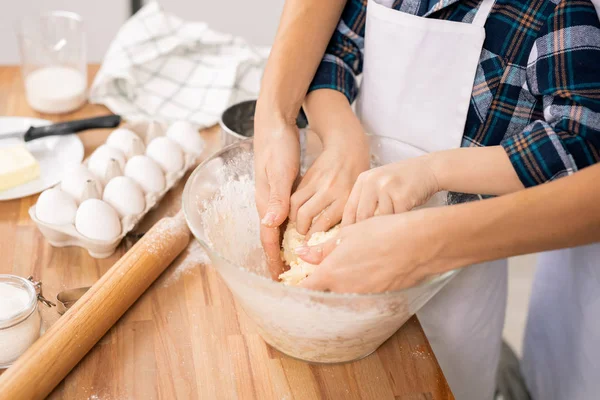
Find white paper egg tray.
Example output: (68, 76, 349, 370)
(29, 120, 199, 259)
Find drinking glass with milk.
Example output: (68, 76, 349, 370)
(17, 11, 87, 114)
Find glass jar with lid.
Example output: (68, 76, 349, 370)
(0, 275, 45, 368)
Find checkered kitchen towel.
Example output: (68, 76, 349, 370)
(90, 2, 269, 127)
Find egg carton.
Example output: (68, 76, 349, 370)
(29, 120, 202, 258)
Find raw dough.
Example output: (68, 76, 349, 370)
(279, 222, 340, 286)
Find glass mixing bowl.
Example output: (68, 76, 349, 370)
(182, 133, 459, 363)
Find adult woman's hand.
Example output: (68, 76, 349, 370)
(254, 113, 300, 279)
(251, 0, 350, 278)
(296, 211, 444, 293)
(296, 162, 600, 294)
(291, 89, 370, 236)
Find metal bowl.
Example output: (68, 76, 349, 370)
(219, 99, 308, 147)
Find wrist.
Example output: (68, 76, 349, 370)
(424, 152, 450, 192)
(254, 101, 300, 141)
(304, 89, 367, 147)
(320, 126, 368, 149)
(404, 206, 470, 277)
(425, 147, 525, 196)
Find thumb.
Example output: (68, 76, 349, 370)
(261, 180, 291, 228)
(295, 237, 338, 265)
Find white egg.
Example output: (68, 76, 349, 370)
(166, 121, 205, 156)
(106, 128, 145, 157)
(75, 199, 121, 241)
(102, 176, 146, 218)
(146, 137, 184, 173)
(36, 188, 78, 225)
(88, 145, 126, 183)
(124, 155, 166, 194)
(60, 164, 102, 204)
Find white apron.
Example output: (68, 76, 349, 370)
(521, 244, 600, 400)
(356, 1, 507, 399)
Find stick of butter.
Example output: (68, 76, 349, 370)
(0, 145, 40, 191)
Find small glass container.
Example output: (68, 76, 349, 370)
(16, 11, 87, 114)
(0, 275, 43, 369)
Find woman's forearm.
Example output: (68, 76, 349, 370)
(257, 0, 346, 124)
(426, 163, 600, 274)
(428, 146, 524, 196)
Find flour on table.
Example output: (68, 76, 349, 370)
(279, 222, 340, 286)
(162, 240, 210, 287)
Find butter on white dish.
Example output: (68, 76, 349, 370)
(0, 145, 40, 192)
(279, 222, 341, 286)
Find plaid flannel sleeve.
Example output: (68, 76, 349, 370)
(501, 0, 600, 187)
(307, 0, 367, 103)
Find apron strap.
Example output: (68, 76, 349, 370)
(472, 0, 496, 27)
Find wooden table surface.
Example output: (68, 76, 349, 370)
(0, 65, 454, 400)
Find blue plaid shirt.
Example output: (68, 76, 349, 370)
(308, 0, 600, 187)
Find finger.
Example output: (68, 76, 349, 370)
(342, 180, 362, 226)
(295, 192, 330, 235)
(307, 199, 343, 236)
(299, 267, 332, 292)
(391, 192, 412, 214)
(296, 237, 338, 265)
(300, 258, 363, 294)
(261, 172, 293, 228)
(376, 194, 394, 216)
(254, 171, 270, 216)
(355, 186, 378, 222)
(260, 225, 284, 280)
(289, 186, 314, 223)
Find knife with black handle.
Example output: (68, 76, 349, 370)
(2, 115, 122, 142)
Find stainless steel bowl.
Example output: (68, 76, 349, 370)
(219, 100, 308, 147)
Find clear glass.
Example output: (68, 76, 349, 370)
(0, 275, 42, 369)
(16, 11, 87, 114)
(183, 133, 462, 363)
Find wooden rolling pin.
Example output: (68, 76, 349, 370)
(0, 212, 191, 400)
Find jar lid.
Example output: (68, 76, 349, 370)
(0, 274, 55, 330)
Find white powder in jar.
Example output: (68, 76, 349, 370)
(0, 282, 42, 368)
(25, 66, 87, 114)
(0, 282, 30, 320)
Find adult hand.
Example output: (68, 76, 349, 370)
(342, 156, 440, 225)
(254, 116, 300, 280)
(296, 212, 444, 293)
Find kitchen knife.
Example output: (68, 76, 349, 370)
(2, 115, 121, 142)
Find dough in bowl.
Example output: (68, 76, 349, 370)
(280, 222, 340, 286)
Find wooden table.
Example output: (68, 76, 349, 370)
(0, 65, 454, 400)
